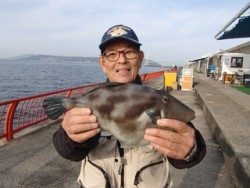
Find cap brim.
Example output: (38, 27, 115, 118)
(99, 36, 141, 52)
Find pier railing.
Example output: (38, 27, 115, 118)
(0, 71, 165, 141)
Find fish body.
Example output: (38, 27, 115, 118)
(43, 83, 195, 147)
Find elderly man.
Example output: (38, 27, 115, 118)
(53, 24, 206, 188)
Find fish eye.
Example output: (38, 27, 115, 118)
(162, 96, 169, 102)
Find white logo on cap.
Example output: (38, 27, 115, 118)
(108, 25, 130, 37)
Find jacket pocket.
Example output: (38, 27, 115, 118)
(133, 159, 171, 188)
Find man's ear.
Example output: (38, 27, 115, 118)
(138, 51, 144, 68)
(99, 56, 107, 74)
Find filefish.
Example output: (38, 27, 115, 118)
(43, 83, 195, 147)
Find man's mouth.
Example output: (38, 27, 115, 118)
(116, 68, 130, 73)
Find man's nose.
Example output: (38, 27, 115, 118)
(117, 52, 126, 64)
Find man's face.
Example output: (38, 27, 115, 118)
(99, 40, 144, 83)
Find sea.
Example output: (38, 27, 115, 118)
(0, 60, 165, 101)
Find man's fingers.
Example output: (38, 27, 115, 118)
(60, 107, 101, 143)
(67, 115, 97, 125)
(145, 128, 183, 144)
(67, 107, 92, 116)
(145, 135, 179, 151)
(66, 123, 99, 134)
(148, 139, 190, 159)
(150, 143, 181, 159)
(145, 118, 196, 159)
(157, 119, 189, 134)
(69, 128, 101, 143)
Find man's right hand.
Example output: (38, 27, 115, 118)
(62, 108, 101, 143)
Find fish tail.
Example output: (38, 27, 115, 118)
(43, 96, 72, 120)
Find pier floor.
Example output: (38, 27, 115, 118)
(170, 89, 235, 188)
(194, 74, 250, 188)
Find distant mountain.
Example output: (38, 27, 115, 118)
(0, 54, 31, 61)
(142, 59, 162, 67)
(1, 54, 162, 66)
(1, 54, 98, 63)
(10, 54, 36, 60)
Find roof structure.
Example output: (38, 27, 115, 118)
(189, 53, 214, 62)
(215, 2, 250, 40)
(225, 41, 250, 53)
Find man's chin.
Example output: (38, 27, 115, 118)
(114, 77, 133, 83)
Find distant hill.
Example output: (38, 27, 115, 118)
(1, 54, 98, 63)
(0, 54, 162, 66)
(142, 59, 162, 67)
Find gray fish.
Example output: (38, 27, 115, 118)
(43, 83, 195, 147)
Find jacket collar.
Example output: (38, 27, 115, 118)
(106, 75, 142, 85)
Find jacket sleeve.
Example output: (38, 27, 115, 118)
(168, 122, 206, 169)
(53, 125, 101, 161)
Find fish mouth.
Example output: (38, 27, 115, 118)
(146, 111, 161, 124)
(161, 111, 165, 119)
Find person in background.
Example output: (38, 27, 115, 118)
(53, 24, 206, 188)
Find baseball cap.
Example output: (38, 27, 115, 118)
(99, 24, 142, 52)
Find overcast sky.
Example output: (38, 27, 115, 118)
(0, 0, 249, 65)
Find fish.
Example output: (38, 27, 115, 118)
(43, 83, 195, 147)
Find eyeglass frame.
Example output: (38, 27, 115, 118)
(102, 48, 139, 62)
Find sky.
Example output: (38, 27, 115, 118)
(0, 0, 249, 65)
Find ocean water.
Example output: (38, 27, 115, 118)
(0, 60, 165, 101)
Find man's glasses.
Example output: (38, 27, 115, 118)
(103, 49, 138, 62)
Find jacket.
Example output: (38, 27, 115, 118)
(77, 134, 172, 188)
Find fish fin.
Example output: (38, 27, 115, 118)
(43, 96, 67, 120)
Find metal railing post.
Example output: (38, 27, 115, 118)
(5, 102, 19, 140)
(66, 90, 73, 97)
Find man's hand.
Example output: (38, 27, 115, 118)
(62, 108, 101, 143)
(144, 119, 195, 160)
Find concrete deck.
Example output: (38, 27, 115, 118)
(194, 73, 250, 188)
(0, 121, 80, 188)
(169, 89, 235, 188)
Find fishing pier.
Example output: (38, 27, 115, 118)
(0, 71, 249, 188)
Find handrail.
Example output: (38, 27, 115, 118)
(0, 71, 165, 141)
(0, 83, 100, 141)
(140, 70, 165, 82)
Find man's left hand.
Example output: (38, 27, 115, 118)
(144, 118, 195, 160)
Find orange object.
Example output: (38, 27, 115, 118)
(181, 68, 193, 91)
